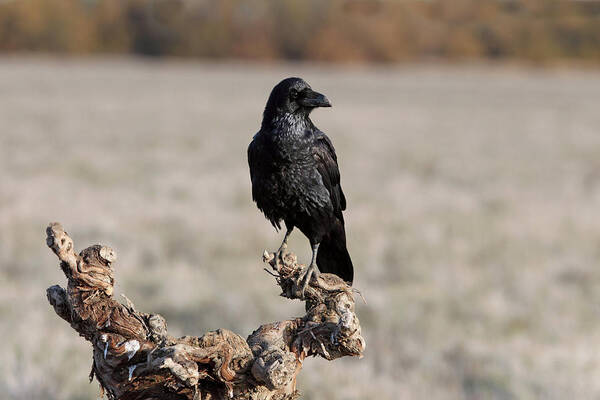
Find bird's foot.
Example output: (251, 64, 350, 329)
(300, 262, 320, 298)
(274, 244, 287, 265)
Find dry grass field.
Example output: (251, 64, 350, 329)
(1, 58, 600, 399)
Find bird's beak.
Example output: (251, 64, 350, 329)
(299, 89, 332, 108)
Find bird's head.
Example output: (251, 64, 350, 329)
(262, 77, 331, 126)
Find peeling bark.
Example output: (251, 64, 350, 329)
(45, 223, 365, 400)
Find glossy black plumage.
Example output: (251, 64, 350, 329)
(248, 77, 353, 284)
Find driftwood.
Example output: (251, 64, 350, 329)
(45, 222, 365, 400)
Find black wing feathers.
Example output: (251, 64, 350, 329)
(248, 136, 282, 230)
(313, 133, 346, 218)
(247, 139, 258, 201)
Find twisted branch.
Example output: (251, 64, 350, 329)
(45, 223, 364, 400)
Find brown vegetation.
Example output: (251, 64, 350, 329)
(1, 0, 600, 63)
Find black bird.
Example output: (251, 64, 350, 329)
(248, 77, 353, 290)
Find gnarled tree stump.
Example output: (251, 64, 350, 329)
(45, 222, 365, 400)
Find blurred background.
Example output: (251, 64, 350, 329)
(1, 1, 600, 399)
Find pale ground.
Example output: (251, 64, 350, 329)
(1, 57, 600, 399)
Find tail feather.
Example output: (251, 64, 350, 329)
(316, 221, 354, 284)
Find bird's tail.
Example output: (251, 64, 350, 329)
(317, 219, 354, 284)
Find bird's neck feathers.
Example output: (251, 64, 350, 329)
(262, 111, 314, 138)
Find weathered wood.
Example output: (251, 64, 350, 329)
(45, 222, 365, 400)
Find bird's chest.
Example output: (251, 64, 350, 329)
(264, 147, 314, 198)
(255, 140, 320, 208)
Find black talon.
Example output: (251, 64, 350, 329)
(300, 243, 320, 297)
(274, 227, 293, 263)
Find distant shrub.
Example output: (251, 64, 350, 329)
(0, 0, 599, 63)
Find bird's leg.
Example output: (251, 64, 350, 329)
(275, 227, 293, 262)
(301, 243, 320, 296)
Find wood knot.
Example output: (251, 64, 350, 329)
(99, 246, 117, 264)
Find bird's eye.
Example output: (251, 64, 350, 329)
(290, 89, 298, 100)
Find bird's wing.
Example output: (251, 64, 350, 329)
(248, 133, 283, 230)
(247, 138, 254, 172)
(247, 135, 261, 201)
(313, 133, 347, 216)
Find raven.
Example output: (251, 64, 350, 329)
(248, 77, 353, 291)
